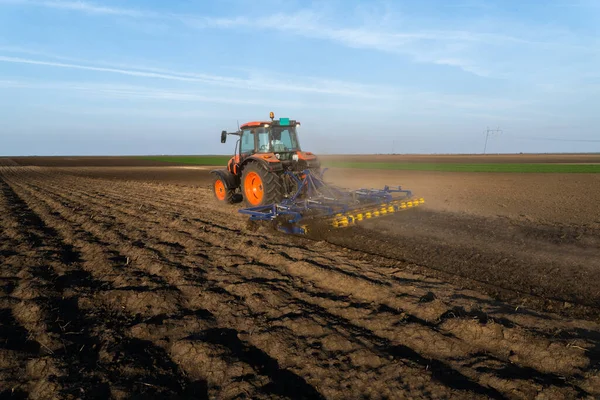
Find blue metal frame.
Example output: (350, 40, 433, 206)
(238, 168, 414, 233)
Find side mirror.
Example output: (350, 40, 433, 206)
(221, 130, 227, 143)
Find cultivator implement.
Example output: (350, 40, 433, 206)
(238, 169, 424, 235)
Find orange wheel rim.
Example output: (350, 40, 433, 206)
(244, 171, 263, 205)
(214, 179, 226, 201)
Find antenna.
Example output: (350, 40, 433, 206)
(483, 126, 502, 154)
(237, 119, 240, 132)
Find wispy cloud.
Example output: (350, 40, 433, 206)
(0, 79, 389, 111)
(0, 53, 393, 98)
(178, 11, 510, 77)
(0, 79, 268, 105)
(0, 55, 211, 82)
(0, 0, 152, 17)
(21, 103, 219, 119)
(3, 0, 586, 78)
(0, 77, 531, 117)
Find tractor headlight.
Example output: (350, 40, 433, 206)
(292, 154, 299, 161)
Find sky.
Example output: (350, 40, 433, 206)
(0, 0, 599, 155)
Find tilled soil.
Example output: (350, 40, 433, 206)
(320, 211, 600, 320)
(2, 160, 600, 399)
(44, 164, 600, 227)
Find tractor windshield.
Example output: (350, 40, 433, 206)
(253, 126, 300, 153)
(270, 126, 300, 152)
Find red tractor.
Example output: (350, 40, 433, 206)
(211, 112, 321, 207)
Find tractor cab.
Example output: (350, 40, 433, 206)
(238, 118, 301, 160)
(220, 113, 319, 177)
(213, 112, 321, 207)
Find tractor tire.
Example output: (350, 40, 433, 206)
(241, 162, 284, 207)
(212, 174, 236, 204)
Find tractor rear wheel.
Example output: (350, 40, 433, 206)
(212, 174, 235, 204)
(241, 162, 283, 207)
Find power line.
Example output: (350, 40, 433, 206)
(483, 126, 502, 154)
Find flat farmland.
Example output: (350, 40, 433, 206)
(2, 155, 600, 399)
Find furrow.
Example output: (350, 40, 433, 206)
(7, 166, 484, 398)
(3, 170, 322, 399)
(18, 170, 600, 398)
(1, 171, 212, 399)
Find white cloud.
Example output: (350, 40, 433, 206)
(23, 104, 218, 118)
(2, 0, 583, 77)
(0, 0, 152, 17)
(0, 54, 393, 98)
(0, 78, 532, 116)
(0, 79, 389, 111)
(0, 79, 274, 104)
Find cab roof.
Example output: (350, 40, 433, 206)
(240, 119, 299, 130)
(239, 121, 270, 129)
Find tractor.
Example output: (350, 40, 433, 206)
(210, 112, 319, 207)
(211, 112, 424, 235)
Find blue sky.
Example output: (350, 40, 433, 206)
(1, 0, 599, 155)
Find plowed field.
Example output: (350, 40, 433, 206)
(2, 157, 600, 399)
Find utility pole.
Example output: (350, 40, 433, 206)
(483, 126, 502, 154)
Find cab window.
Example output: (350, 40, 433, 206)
(256, 128, 271, 152)
(272, 127, 299, 151)
(240, 129, 254, 153)
(279, 129, 295, 150)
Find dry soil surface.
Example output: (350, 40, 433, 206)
(1, 157, 600, 399)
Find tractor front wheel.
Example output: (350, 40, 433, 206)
(212, 174, 235, 204)
(241, 163, 283, 207)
